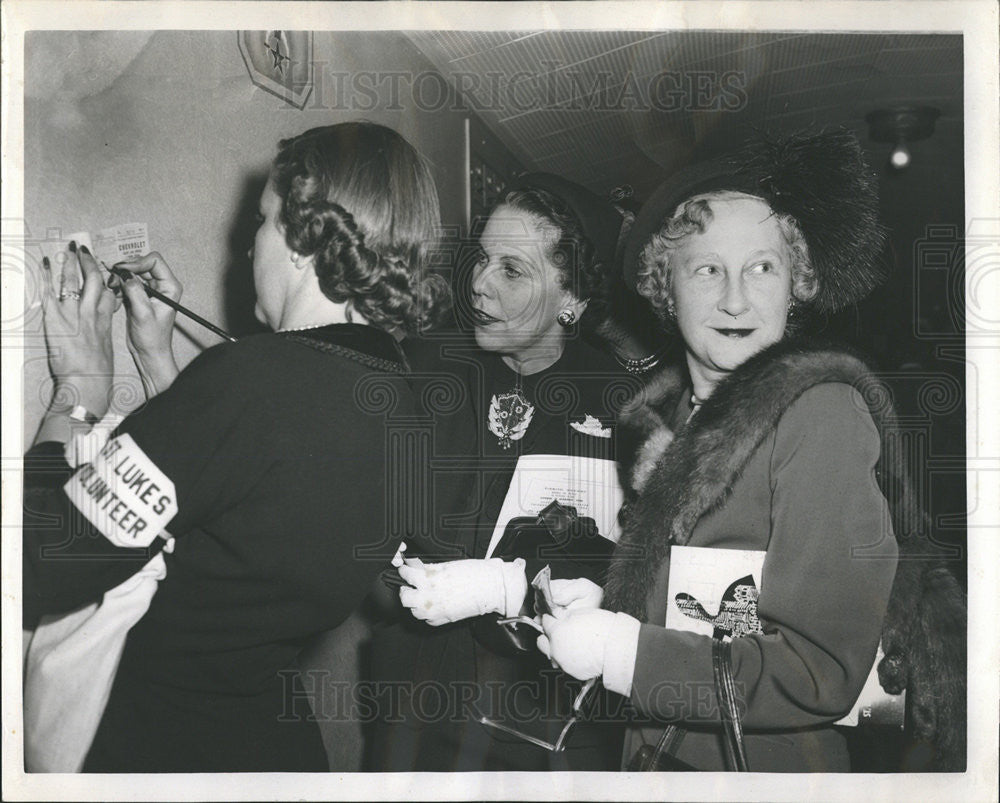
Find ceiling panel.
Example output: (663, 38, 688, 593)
(406, 31, 963, 202)
(420, 31, 533, 63)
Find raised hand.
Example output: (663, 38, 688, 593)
(40, 242, 116, 418)
(109, 251, 182, 396)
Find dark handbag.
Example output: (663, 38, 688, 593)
(493, 500, 614, 585)
(625, 725, 697, 771)
(471, 500, 615, 656)
(628, 635, 749, 772)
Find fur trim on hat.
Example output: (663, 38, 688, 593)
(737, 130, 889, 312)
(623, 129, 889, 313)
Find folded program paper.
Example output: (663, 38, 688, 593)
(665, 545, 904, 728)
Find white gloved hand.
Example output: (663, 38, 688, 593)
(398, 557, 527, 627)
(390, 541, 407, 568)
(547, 577, 604, 616)
(537, 609, 642, 695)
(537, 610, 615, 680)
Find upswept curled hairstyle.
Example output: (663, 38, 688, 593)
(502, 187, 611, 323)
(636, 190, 816, 327)
(271, 122, 450, 334)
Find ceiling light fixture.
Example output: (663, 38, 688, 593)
(890, 140, 911, 170)
(866, 106, 940, 171)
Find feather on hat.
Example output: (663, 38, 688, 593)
(623, 129, 889, 313)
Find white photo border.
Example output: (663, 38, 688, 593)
(3, 2, 997, 801)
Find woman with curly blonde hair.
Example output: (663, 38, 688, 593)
(539, 131, 965, 772)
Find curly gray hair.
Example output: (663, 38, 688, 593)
(635, 190, 817, 324)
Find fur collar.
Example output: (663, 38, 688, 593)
(605, 338, 884, 618)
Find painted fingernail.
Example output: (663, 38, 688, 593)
(68, 240, 77, 252)
(80, 244, 91, 255)
(42, 256, 50, 270)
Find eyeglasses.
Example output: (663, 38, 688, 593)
(478, 673, 599, 753)
(478, 569, 600, 753)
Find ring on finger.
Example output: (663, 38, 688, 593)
(59, 290, 82, 301)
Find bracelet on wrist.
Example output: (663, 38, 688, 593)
(68, 405, 101, 427)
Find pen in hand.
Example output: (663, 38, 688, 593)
(108, 265, 237, 343)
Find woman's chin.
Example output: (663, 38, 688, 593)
(706, 338, 771, 372)
(473, 325, 510, 354)
(253, 304, 273, 330)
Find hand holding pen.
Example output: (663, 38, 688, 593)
(106, 252, 231, 398)
(107, 254, 236, 343)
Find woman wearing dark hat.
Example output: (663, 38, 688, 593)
(538, 130, 966, 771)
(367, 174, 636, 771)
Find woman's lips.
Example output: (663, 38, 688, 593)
(470, 307, 502, 325)
(713, 327, 756, 338)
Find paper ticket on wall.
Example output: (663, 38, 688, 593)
(39, 223, 149, 269)
(91, 223, 150, 264)
(485, 454, 624, 558)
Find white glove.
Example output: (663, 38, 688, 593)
(546, 577, 604, 616)
(537, 609, 642, 695)
(398, 557, 527, 627)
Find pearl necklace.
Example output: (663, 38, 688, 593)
(615, 350, 663, 375)
(277, 322, 336, 333)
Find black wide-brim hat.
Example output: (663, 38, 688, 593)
(510, 172, 625, 270)
(622, 129, 889, 313)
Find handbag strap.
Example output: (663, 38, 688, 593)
(650, 723, 684, 767)
(630, 722, 687, 771)
(634, 636, 749, 772)
(712, 636, 750, 772)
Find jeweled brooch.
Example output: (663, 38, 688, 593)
(488, 389, 534, 449)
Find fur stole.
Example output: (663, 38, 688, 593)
(605, 338, 966, 770)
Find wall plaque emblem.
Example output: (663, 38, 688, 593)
(238, 31, 314, 109)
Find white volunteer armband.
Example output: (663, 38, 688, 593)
(63, 433, 178, 548)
